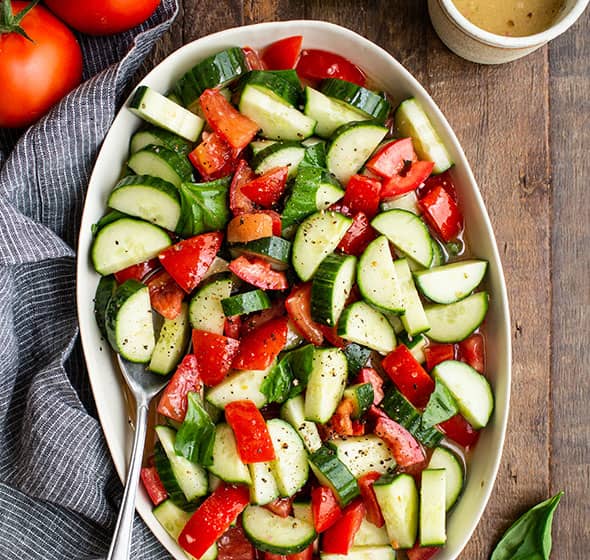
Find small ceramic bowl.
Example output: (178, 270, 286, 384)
(429, 0, 589, 64)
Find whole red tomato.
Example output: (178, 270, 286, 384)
(0, 1, 83, 128)
(44, 0, 162, 35)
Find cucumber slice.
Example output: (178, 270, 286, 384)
(353, 518, 390, 547)
(316, 180, 345, 209)
(432, 360, 494, 428)
(91, 218, 171, 275)
(221, 289, 271, 316)
(242, 506, 316, 554)
(327, 121, 388, 185)
(208, 423, 251, 485)
(149, 303, 190, 374)
(428, 446, 464, 511)
(321, 546, 396, 560)
(127, 144, 192, 188)
(130, 127, 192, 155)
(311, 253, 357, 326)
(250, 139, 277, 155)
(430, 238, 445, 268)
(394, 259, 430, 336)
(280, 395, 322, 453)
(304, 347, 348, 424)
(206, 364, 274, 409)
(304, 87, 370, 138)
(231, 236, 292, 270)
(320, 79, 391, 122)
(358, 236, 404, 313)
(108, 175, 181, 232)
(308, 446, 360, 506)
(343, 343, 372, 377)
(239, 70, 301, 107)
(292, 211, 352, 281)
(395, 98, 453, 174)
(343, 383, 374, 419)
(292, 501, 313, 526)
(397, 332, 428, 364)
(329, 435, 396, 478)
(372, 210, 433, 268)
(251, 140, 305, 179)
(267, 418, 309, 497)
(239, 84, 316, 141)
(189, 274, 233, 334)
(414, 259, 488, 304)
(374, 474, 418, 550)
(249, 461, 280, 505)
(419, 469, 447, 546)
(424, 292, 489, 343)
(129, 86, 204, 141)
(94, 275, 116, 339)
(105, 280, 155, 363)
(381, 190, 422, 215)
(338, 301, 396, 355)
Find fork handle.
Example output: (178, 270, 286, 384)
(107, 402, 149, 560)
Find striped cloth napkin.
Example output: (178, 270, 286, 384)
(0, 2, 179, 558)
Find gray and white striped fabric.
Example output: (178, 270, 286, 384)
(0, 2, 178, 558)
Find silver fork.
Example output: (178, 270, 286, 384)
(107, 355, 169, 560)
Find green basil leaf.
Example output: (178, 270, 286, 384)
(301, 141, 327, 169)
(490, 492, 564, 560)
(421, 379, 458, 428)
(175, 392, 216, 466)
(261, 357, 294, 403)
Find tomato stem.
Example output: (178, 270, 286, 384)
(0, 0, 40, 41)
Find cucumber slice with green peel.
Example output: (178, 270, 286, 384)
(432, 359, 494, 428)
(353, 518, 390, 547)
(292, 211, 352, 281)
(395, 97, 453, 174)
(208, 423, 251, 485)
(206, 364, 274, 409)
(304, 347, 348, 423)
(414, 259, 488, 304)
(251, 140, 305, 178)
(149, 303, 190, 375)
(239, 84, 316, 141)
(431, 238, 445, 267)
(374, 473, 418, 550)
(267, 418, 309, 497)
(343, 383, 374, 419)
(128, 86, 205, 142)
(91, 218, 171, 275)
(316, 180, 345, 209)
(343, 343, 372, 377)
(327, 121, 388, 185)
(248, 461, 280, 505)
(424, 291, 489, 342)
(358, 236, 405, 313)
(175, 47, 248, 108)
(320, 78, 391, 122)
(94, 275, 116, 339)
(384, 311, 405, 335)
(304, 87, 370, 138)
(91, 210, 129, 236)
(428, 446, 465, 511)
(239, 70, 301, 107)
(280, 395, 322, 453)
(250, 139, 277, 155)
(372, 209, 433, 268)
(321, 546, 396, 560)
(338, 301, 396, 355)
(311, 253, 357, 327)
(397, 332, 428, 364)
(308, 446, 360, 506)
(242, 506, 316, 554)
(107, 175, 181, 231)
(127, 144, 192, 188)
(231, 236, 292, 270)
(328, 435, 396, 478)
(292, 501, 313, 526)
(130, 127, 192, 155)
(221, 289, 271, 316)
(105, 280, 155, 363)
(394, 259, 431, 336)
(419, 469, 447, 546)
(189, 274, 233, 334)
(153, 444, 196, 510)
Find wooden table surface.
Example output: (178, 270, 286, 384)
(150, 2, 590, 557)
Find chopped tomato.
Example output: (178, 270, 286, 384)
(189, 131, 236, 180)
(318, 324, 347, 348)
(229, 256, 288, 291)
(285, 283, 324, 346)
(418, 170, 458, 202)
(337, 212, 378, 256)
(424, 343, 455, 371)
(311, 486, 342, 532)
(241, 166, 289, 208)
(227, 212, 275, 243)
(296, 49, 365, 86)
(146, 269, 185, 320)
(407, 545, 440, 560)
(224, 315, 242, 339)
(157, 354, 201, 422)
(382, 345, 435, 408)
(178, 484, 250, 559)
(258, 209, 282, 236)
(458, 333, 485, 373)
(159, 232, 223, 293)
(264, 497, 293, 518)
(321, 499, 365, 555)
(351, 419, 366, 436)
(381, 160, 435, 199)
(140, 466, 167, 506)
(342, 175, 382, 219)
(232, 316, 288, 370)
(192, 330, 240, 386)
(366, 138, 417, 178)
(419, 185, 463, 242)
(114, 258, 158, 284)
(240, 296, 286, 336)
(355, 367, 384, 405)
(218, 525, 256, 560)
(200, 89, 259, 150)
(358, 472, 385, 527)
(438, 414, 480, 449)
(230, 159, 256, 215)
(262, 36, 303, 70)
(374, 415, 425, 467)
(329, 398, 355, 437)
(225, 400, 276, 463)
(242, 46, 266, 70)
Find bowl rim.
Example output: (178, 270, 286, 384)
(437, 0, 589, 48)
(76, 18, 512, 560)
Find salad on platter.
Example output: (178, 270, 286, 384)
(90, 35, 494, 560)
